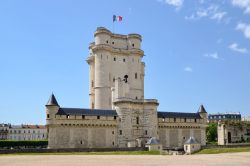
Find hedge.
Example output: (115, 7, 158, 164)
(0, 140, 48, 148)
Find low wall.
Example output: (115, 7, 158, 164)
(0, 147, 148, 154)
(203, 143, 250, 149)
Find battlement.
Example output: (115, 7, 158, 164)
(94, 27, 142, 50)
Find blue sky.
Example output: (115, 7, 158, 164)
(0, 0, 250, 124)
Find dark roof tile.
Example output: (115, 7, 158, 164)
(158, 112, 201, 119)
(56, 108, 117, 117)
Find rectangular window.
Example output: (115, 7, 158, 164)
(174, 118, 176, 122)
(136, 117, 139, 124)
(135, 73, 137, 79)
(82, 115, 85, 119)
(184, 118, 187, 122)
(97, 116, 100, 119)
(47, 114, 50, 118)
(119, 130, 122, 135)
(194, 119, 197, 123)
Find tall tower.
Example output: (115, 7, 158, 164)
(87, 27, 145, 109)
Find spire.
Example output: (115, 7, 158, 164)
(198, 104, 207, 113)
(46, 93, 59, 106)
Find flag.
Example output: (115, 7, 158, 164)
(113, 15, 123, 22)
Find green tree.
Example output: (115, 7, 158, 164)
(206, 123, 218, 143)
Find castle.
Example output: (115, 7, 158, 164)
(45, 27, 208, 149)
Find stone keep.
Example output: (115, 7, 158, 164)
(87, 27, 144, 109)
(46, 27, 208, 149)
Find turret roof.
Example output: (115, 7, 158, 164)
(46, 93, 59, 106)
(198, 105, 207, 113)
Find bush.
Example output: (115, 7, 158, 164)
(0, 140, 48, 148)
(206, 123, 218, 143)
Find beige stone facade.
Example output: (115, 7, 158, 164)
(217, 122, 250, 145)
(46, 27, 207, 149)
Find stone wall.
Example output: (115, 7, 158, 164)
(48, 125, 117, 148)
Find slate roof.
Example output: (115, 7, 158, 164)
(198, 105, 207, 113)
(46, 94, 59, 106)
(146, 137, 160, 145)
(157, 112, 201, 119)
(184, 137, 200, 144)
(56, 108, 117, 117)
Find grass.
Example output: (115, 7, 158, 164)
(0, 150, 161, 156)
(196, 147, 250, 154)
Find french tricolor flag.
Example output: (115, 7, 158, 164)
(113, 15, 123, 22)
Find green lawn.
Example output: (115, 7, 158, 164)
(0, 150, 160, 156)
(196, 147, 250, 154)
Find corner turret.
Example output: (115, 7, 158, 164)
(198, 104, 208, 121)
(46, 93, 60, 123)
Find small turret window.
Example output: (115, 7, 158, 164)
(136, 117, 139, 124)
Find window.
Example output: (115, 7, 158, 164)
(112, 141, 114, 145)
(80, 140, 83, 144)
(184, 118, 187, 122)
(135, 73, 137, 79)
(97, 116, 100, 119)
(114, 116, 117, 120)
(112, 41, 114, 44)
(145, 130, 148, 135)
(132, 43, 135, 47)
(119, 130, 122, 135)
(136, 117, 139, 124)
(123, 58, 125, 62)
(106, 40, 108, 44)
(162, 118, 165, 122)
(67, 115, 70, 119)
(82, 115, 85, 119)
(47, 114, 50, 118)
(194, 119, 197, 123)
(174, 118, 176, 122)
(112, 131, 114, 134)
(113, 77, 115, 82)
(114, 57, 116, 61)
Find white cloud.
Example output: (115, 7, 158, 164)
(236, 22, 250, 39)
(210, 11, 227, 21)
(185, 5, 227, 22)
(165, 0, 184, 8)
(204, 52, 220, 59)
(229, 43, 248, 53)
(184, 67, 193, 72)
(232, 0, 250, 14)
